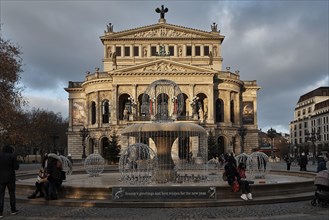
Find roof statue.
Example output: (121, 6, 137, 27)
(211, 22, 219, 32)
(155, 5, 168, 19)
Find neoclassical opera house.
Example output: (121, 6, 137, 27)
(65, 8, 261, 160)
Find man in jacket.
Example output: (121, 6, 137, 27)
(0, 145, 19, 218)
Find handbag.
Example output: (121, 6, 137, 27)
(232, 178, 240, 192)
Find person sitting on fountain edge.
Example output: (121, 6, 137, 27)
(237, 162, 253, 200)
(224, 156, 253, 201)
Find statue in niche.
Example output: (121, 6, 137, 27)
(143, 47, 147, 57)
(112, 52, 117, 69)
(199, 108, 204, 121)
(213, 46, 218, 57)
(204, 98, 208, 119)
(178, 47, 182, 57)
(107, 46, 112, 58)
(208, 51, 213, 65)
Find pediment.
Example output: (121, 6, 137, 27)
(101, 23, 224, 40)
(111, 59, 217, 76)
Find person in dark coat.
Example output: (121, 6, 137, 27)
(300, 152, 308, 171)
(44, 154, 63, 200)
(0, 145, 19, 217)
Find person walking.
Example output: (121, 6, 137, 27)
(0, 145, 19, 218)
(300, 152, 308, 171)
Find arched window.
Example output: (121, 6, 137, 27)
(102, 100, 110, 123)
(91, 101, 96, 124)
(215, 99, 224, 122)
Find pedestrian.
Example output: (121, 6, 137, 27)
(300, 152, 308, 171)
(0, 145, 19, 218)
(67, 154, 73, 165)
(284, 155, 291, 171)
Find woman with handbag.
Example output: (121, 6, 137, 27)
(224, 156, 252, 201)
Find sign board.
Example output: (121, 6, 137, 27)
(112, 186, 216, 201)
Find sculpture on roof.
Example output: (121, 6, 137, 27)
(155, 5, 168, 19)
(106, 23, 113, 32)
(211, 22, 218, 32)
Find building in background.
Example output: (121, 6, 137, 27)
(65, 8, 261, 160)
(290, 87, 329, 157)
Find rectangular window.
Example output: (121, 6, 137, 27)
(124, 47, 130, 56)
(204, 46, 209, 56)
(186, 46, 192, 56)
(115, 46, 121, 56)
(297, 111, 300, 117)
(151, 46, 157, 56)
(304, 122, 307, 128)
(299, 123, 302, 129)
(169, 46, 174, 56)
(133, 46, 139, 56)
(308, 107, 311, 113)
(195, 46, 200, 56)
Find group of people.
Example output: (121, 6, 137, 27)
(27, 153, 64, 200)
(223, 153, 253, 201)
(0, 144, 67, 219)
(284, 152, 329, 172)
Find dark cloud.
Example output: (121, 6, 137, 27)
(1, 1, 328, 133)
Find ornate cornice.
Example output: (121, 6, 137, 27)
(100, 23, 224, 43)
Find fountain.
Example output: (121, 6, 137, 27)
(121, 79, 207, 183)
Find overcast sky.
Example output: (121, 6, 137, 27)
(1, 0, 328, 134)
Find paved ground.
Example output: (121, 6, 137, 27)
(1, 200, 328, 220)
(2, 161, 327, 220)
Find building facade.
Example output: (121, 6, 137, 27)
(290, 87, 329, 156)
(65, 11, 261, 160)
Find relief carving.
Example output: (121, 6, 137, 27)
(132, 27, 198, 38)
(142, 62, 186, 72)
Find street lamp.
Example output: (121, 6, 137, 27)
(267, 127, 276, 158)
(305, 128, 321, 163)
(80, 126, 89, 159)
(238, 126, 247, 153)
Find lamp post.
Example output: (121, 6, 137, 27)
(238, 126, 247, 153)
(80, 126, 89, 159)
(305, 128, 321, 164)
(267, 127, 276, 158)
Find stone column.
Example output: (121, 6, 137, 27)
(208, 85, 214, 123)
(224, 91, 230, 123)
(147, 45, 151, 57)
(138, 45, 142, 57)
(201, 45, 204, 57)
(174, 45, 177, 57)
(112, 84, 118, 124)
(68, 98, 73, 128)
